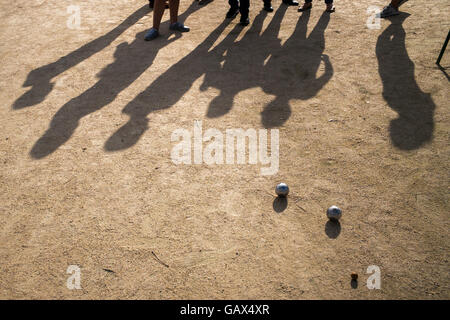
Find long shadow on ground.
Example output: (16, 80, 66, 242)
(29, 2, 203, 159)
(105, 6, 333, 151)
(376, 13, 436, 150)
(13, 5, 149, 110)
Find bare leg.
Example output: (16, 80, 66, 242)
(169, 0, 180, 24)
(152, 0, 166, 30)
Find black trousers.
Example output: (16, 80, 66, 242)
(229, 0, 250, 16)
(305, 0, 333, 3)
(229, 1, 272, 16)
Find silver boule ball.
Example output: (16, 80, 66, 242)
(327, 205, 342, 221)
(275, 183, 289, 197)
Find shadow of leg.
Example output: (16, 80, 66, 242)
(104, 20, 234, 152)
(30, 85, 116, 159)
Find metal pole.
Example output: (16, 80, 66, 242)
(436, 30, 450, 66)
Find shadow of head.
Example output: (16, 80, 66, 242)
(273, 197, 288, 213)
(351, 279, 358, 289)
(390, 115, 434, 150)
(12, 4, 151, 110)
(325, 220, 341, 238)
(13, 80, 54, 110)
(377, 12, 436, 151)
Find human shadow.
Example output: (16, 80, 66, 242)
(376, 14, 436, 150)
(106, 7, 333, 151)
(104, 18, 239, 151)
(204, 7, 333, 128)
(30, 2, 202, 159)
(201, 6, 288, 120)
(261, 9, 332, 128)
(13, 5, 149, 110)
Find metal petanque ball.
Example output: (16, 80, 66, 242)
(275, 183, 289, 197)
(327, 205, 342, 221)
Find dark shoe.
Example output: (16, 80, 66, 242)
(298, 2, 312, 11)
(144, 28, 159, 41)
(169, 22, 190, 32)
(325, 4, 335, 12)
(240, 16, 250, 26)
(283, 0, 299, 5)
(226, 7, 239, 19)
(263, 5, 274, 12)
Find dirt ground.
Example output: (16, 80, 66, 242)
(0, 0, 449, 299)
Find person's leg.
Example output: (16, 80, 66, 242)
(144, 0, 165, 40)
(263, 0, 273, 12)
(149, 0, 169, 10)
(226, 0, 239, 18)
(283, 0, 299, 6)
(152, 0, 166, 30)
(168, 0, 179, 24)
(229, 0, 238, 10)
(240, 0, 249, 16)
(299, 0, 312, 11)
(239, 0, 250, 25)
